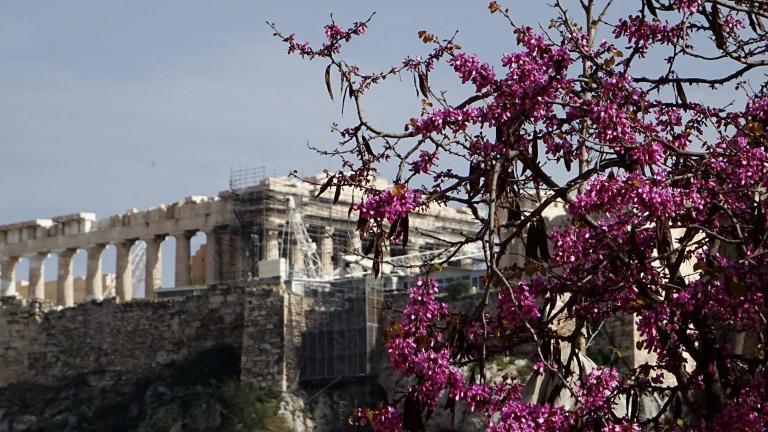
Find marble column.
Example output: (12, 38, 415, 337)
(291, 239, 305, 275)
(115, 240, 134, 301)
(231, 233, 245, 280)
(56, 249, 75, 307)
(264, 229, 280, 260)
(85, 245, 106, 301)
(27, 252, 48, 300)
(405, 239, 425, 257)
(204, 230, 219, 285)
(145, 236, 163, 299)
(347, 233, 363, 274)
(319, 227, 334, 277)
(175, 231, 192, 287)
(0, 257, 20, 297)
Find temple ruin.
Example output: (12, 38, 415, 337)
(0, 171, 479, 306)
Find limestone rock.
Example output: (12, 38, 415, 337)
(184, 401, 222, 432)
(10, 415, 38, 432)
(277, 392, 315, 432)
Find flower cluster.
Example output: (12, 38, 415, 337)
(449, 52, 496, 92)
(569, 172, 699, 221)
(498, 280, 541, 330)
(354, 185, 421, 224)
(676, 0, 702, 13)
(614, 16, 684, 53)
(280, 20, 368, 59)
(487, 397, 570, 432)
(409, 149, 440, 174)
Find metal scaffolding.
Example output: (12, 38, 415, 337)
(299, 277, 384, 383)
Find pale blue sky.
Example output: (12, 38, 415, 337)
(0, 1, 555, 223)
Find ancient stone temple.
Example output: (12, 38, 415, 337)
(0, 173, 478, 306)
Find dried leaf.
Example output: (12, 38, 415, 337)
(444, 396, 456, 422)
(418, 72, 430, 99)
(524, 216, 549, 262)
(468, 163, 481, 196)
(362, 135, 374, 157)
(341, 85, 348, 115)
(357, 216, 369, 234)
(496, 170, 509, 199)
(363, 237, 374, 255)
(507, 200, 522, 223)
(693, 259, 707, 272)
(656, 218, 672, 255)
(372, 239, 384, 278)
(388, 217, 401, 238)
(525, 222, 541, 261)
(524, 261, 539, 277)
(538, 217, 550, 262)
(325, 64, 334, 101)
(495, 124, 506, 147)
(710, 4, 726, 50)
(675, 81, 688, 105)
(333, 183, 342, 204)
(644, 0, 658, 18)
(402, 215, 410, 247)
(403, 393, 425, 432)
(315, 174, 335, 198)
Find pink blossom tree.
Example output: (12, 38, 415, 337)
(273, 1, 768, 430)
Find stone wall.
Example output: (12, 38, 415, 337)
(0, 298, 46, 385)
(239, 288, 312, 391)
(0, 284, 294, 390)
(587, 313, 643, 369)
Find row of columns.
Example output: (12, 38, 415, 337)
(277, 226, 356, 278)
(269, 226, 337, 277)
(0, 229, 219, 307)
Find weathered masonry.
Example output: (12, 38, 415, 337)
(0, 201, 227, 306)
(0, 284, 306, 390)
(0, 174, 478, 306)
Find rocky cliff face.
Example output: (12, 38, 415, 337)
(0, 347, 290, 432)
(0, 281, 532, 431)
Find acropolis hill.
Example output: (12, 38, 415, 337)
(0, 173, 499, 431)
(0, 172, 672, 432)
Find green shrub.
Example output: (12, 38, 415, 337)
(138, 403, 182, 432)
(445, 281, 473, 300)
(137, 379, 290, 432)
(213, 380, 289, 431)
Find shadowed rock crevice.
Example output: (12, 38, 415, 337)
(0, 346, 290, 432)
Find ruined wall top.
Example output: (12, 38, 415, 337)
(0, 283, 285, 388)
(0, 192, 227, 257)
(0, 175, 479, 258)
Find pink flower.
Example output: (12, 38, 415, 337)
(354, 185, 422, 224)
